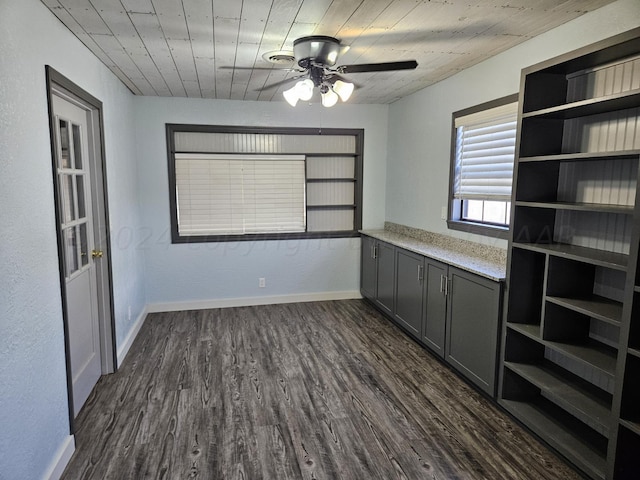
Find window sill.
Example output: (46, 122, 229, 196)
(171, 230, 361, 244)
(447, 219, 509, 240)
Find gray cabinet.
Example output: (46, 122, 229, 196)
(361, 235, 377, 299)
(360, 234, 503, 397)
(394, 249, 424, 338)
(375, 241, 395, 315)
(360, 236, 395, 315)
(423, 259, 447, 357)
(446, 267, 502, 396)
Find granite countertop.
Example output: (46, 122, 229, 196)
(360, 228, 507, 282)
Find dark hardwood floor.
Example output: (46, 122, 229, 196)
(62, 300, 581, 479)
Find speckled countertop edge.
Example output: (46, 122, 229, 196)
(360, 229, 507, 282)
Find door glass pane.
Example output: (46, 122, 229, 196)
(72, 123, 82, 169)
(76, 175, 86, 219)
(79, 223, 88, 267)
(59, 119, 71, 168)
(64, 227, 78, 277)
(61, 174, 76, 223)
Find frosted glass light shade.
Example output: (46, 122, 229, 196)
(283, 86, 299, 106)
(296, 79, 314, 101)
(333, 80, 354, 102)
(321, 88, 339, 107)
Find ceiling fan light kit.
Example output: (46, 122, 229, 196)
(251, 35, 417, 107)
(282, 86, 300, 107)
(332, 80, 354, 102)
(284, 78, 352, 108)
(321, 88, 339, 108)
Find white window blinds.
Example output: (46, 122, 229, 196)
(453, 102, 517, 201)
(175, 154, 306, 235)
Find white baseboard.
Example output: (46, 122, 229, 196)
(44, 434, 75, 480)
(116, 305, 148, 368)
(147, 290, 362, 314)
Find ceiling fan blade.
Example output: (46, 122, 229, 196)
(219, 66, 301, 72)
(339, 60, 418, 74)
(256, 74, 306, 92)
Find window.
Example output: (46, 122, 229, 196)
(448, 94, 518, 238)
(175, 154, 306, 236)
(167, 125, 363, 243)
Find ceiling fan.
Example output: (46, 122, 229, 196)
(226, 36, 418, 107)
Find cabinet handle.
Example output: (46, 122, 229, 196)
(440, 274, 445, 293)
(444, 276, 449, 296)
(417, 264, 424, 282)
(373, 245, 378, 259)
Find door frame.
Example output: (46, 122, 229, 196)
(45, 66, 117, 433)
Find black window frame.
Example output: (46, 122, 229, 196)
(167, 124, 364, 244)
(447, 93, 519, 240)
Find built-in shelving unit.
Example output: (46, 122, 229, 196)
(499, 28, 640, 480)
(305, 154, 359, 232)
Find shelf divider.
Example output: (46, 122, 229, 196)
(620, 419, 640, 436)
(515, 201, 634, 215)
(544, 339, 618, 380)
(518, 150, 640, 163)
(511, 242, 629, 271)
(506, 322, 541, 340)
(545, 295, 623, 326)
(501, 399, 607, 480)
(522, 89, 640, 120)
(504, 361, 612, 437)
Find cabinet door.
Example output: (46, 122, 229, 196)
(375, 241, 395, 315)
(446, 267, 501, 396)
(394, 249, 424, 338)
(360, 235, 377, 300)
(423, 259, 448, 357)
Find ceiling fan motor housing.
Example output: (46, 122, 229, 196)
(293, 36, 341, 68)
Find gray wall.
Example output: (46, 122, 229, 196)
(133, 96, 388, 307)
(0, 0, 146, 477)
(386, 0, 640, 250)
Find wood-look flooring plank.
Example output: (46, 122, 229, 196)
(61, 300, 582, 480)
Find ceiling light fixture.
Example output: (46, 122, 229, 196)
(283, 78, 354, 108)
(332, 80, 354, 102)
(321, 86, 339, 107)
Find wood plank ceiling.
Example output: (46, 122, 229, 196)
(41, 0, 616, 104)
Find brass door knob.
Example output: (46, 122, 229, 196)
(91, 249, 104, 258)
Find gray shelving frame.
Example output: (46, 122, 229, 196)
(499, 27, 640, 480)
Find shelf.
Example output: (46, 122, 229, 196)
(522, 89, 640, 119)
(545, 338, 618, 380)
(515, 201, 634, 215)
(506, 322, 617, 379)
(512, 242, 629, 271)
(306, 204, 356, 210)
(507, 322, 541, 340)
(635, 285, 640, 293)
(620, 419, 640, 436)
(306, 178, 356, 183)
(518, 150, 640, 163)
(501, 399, 607, 480)
(505, 361, 612, 437)
(546, 295, 623, 326)
(306, 153, 357, 157)
(628, 347, 640, 359)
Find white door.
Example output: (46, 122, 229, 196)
(52, 94, 102, 416)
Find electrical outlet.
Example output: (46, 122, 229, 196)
(441, 206, 447, 220)
(259, 277, 266, 288)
